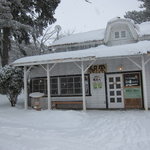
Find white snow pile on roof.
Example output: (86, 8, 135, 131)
(51, 29, 105, 46)
(138, 22, 150, 36)
(13, 41, 150, 66)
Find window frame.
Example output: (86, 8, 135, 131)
(121, 31, 126, 38)
(114, 30, 127, 39)
(114, 31, 119, 38)
(30, 74, 91, 97)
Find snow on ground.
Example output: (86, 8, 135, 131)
(0, 95, 150, 150)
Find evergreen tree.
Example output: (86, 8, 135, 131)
(124, 0, 150, 23)
(0, 65, 23, 107)
(0, 0, 60, 66)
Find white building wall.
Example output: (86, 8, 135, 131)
(30, 56, 144, 109)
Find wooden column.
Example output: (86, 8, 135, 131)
(24, 66, 28, 110)
(81, 61, 86, 111)
(141, 55, 148, 111)
(47, 64, 51, 110)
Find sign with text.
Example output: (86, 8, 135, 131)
(124, 87, 142, 99)
(88, 64, 107, 73)
(124, 73, 140, 87)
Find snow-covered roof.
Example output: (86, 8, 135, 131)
(138, 22, 150, 36)
(50, 21, 150, 46)
(13, 41, 150, 66)
(51, 29, 105, 46)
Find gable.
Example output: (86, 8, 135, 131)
(104, 18, 139, 46)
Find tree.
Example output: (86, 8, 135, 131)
(0, 65, 23, 107)
(0, 0, 60, 66)
(124, 0, 150, 23)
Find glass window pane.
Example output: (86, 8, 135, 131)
(33, 85, 39, 92)
(61, 78, 67, 83)
(68, 89, 73, 94)
(51, 84, 57, 89)
(61, 83, 67, 88)
(117, 98, 122, 103)
(51, 90, 58, 95)
(115, 32, 119, 38)
(116, 91, 121, 96)
(39, 85, 44, 89)
(116, 77, 120, 82)
(74, 77, 81, 82)
(116, 84, 121, 89)
(67, 78, 73, 82)
(75, 89, 82, 94)
(109, 77, 113, 82)
(75, 83, 81, 88)
(121, 31, 126, 37)
(33, 80, 39, 84)
(68, 83, 73, 88)
(109, 84, 114, 89)
(51, 78, 57, 83)
(39, 79, 44, 84)
(110, 98, 115, 103)
(110, 91, 114, 96)
(61, 89, 67, 94)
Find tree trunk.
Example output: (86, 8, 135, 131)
(11, 101, 16, 107)
(1, 28, 11, 67)
(8, 94, 17, 107)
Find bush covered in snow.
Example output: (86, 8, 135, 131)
(0, 66, 23, 106)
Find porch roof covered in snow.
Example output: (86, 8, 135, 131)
(12, 40, 150, 67)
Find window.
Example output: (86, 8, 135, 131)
(115, 31, 126, 39)
(60, 76, 82, 95)
(115, 32, 119, 38)
(51, 78, 58, 95)
(31, 78, 47, 94)
(121, 31, 126, 38)
(31, 75, 90, 96)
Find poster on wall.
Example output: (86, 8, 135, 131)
(92, 75, 103, 89)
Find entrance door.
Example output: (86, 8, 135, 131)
(107, 74, 124, 108)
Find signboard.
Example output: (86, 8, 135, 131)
(124, 87, 142, 99)
(88, 64, 107, 73)
(124, 73, 140, 87)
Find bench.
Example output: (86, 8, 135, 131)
(52, 101, 83, 109)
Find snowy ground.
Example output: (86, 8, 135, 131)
(0, 95, 150, 150)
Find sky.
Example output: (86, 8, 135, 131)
(53, 0, 141, 33)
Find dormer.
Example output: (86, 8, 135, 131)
(104, 17, 139, 46)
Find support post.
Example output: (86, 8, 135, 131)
(24, 66, 28, 110)
(81, 61, 86, 111)
(141, 55, 148, 111)
(47, 64, 51, 110)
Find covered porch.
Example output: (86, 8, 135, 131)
(12, 41, 150, 110)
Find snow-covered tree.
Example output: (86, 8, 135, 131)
(124, 0, 150, 23)
(0, 65, 23, 107)
(0, 0, 60, 66)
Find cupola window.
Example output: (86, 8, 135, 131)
(115, 32, 119, 38)
(121, 31, 126, 38)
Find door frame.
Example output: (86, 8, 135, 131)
(105, 70, 143, 109)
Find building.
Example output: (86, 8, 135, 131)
(13, 17, 150, 110)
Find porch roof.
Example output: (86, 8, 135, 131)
(12, 40, 150, 66)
